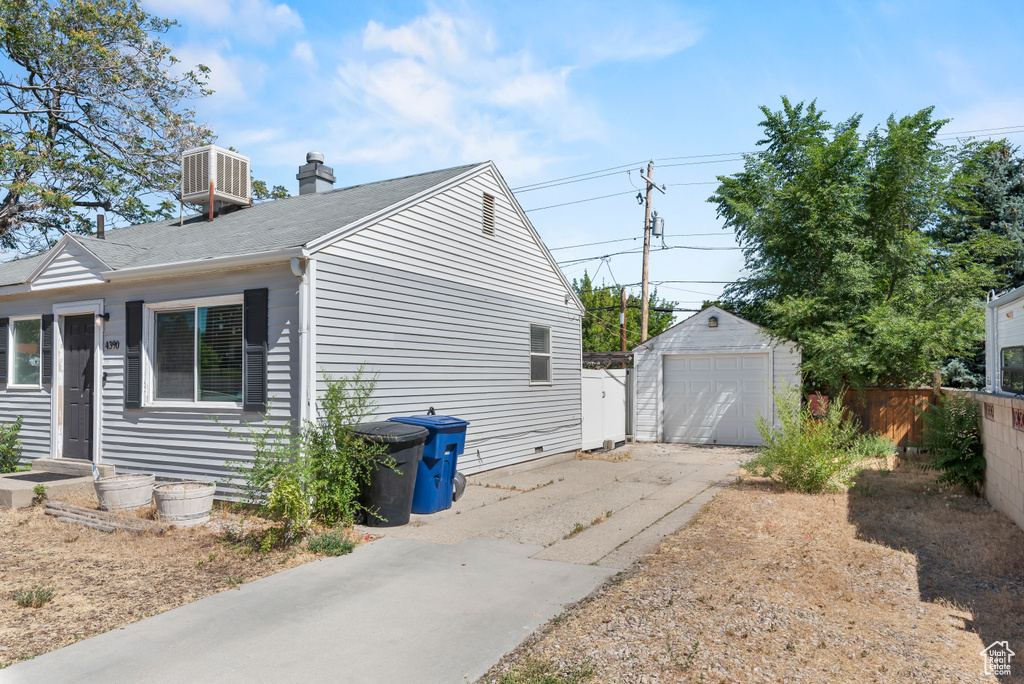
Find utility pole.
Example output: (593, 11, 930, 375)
(620, 286, 628, 369)
(639, 160, 667, 342)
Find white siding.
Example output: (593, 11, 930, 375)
(991, 295, 1024, 393)
(633, 307, 801, 443)
(31, 241, 107, 290)
(0, 263, 299, 486)
(0, 298, 53, 461)
(314, 168, 582, 474)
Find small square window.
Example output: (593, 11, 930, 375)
(530, 325, 551, 384)
(12, 318, 41, 386)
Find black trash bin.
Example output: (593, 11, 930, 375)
(354, 421, 429, 527)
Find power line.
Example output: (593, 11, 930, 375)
(548, 232, 735, 252)
(512, 169, 633, 193)
(524, 190, 636, 213)
(557, 244, 743, 266)
(510, 160, 646, 192)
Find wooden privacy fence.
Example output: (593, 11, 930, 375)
(842, 388, 937, 449)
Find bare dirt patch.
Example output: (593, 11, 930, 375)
(0, 492, 358, 669)
(483, 456, 1024, 683)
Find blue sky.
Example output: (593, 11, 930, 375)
(142, 0, 1024, 314)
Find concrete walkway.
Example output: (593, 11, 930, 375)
(0, 444, 746, 684)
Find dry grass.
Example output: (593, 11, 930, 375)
(577, 448, 632, 463)
(484, 455, 1024, 683)
(0, 490, 358, 669)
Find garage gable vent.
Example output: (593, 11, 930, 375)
(182, 145, 251, 207)
(482, 193, 495, 236)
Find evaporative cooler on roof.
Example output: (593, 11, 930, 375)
(181, 145, 251, 207)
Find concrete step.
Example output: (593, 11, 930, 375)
(32, 458, 114, 478)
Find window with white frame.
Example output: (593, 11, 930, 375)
(1002, 346, 1024, 394)
(152, 302, 243, 403)
(530, 324, 551, 384)
(11, 318, 41, 386)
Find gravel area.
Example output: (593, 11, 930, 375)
(483, 457, 1024, 683)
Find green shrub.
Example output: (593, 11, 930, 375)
(222, 368, 390, 545)
(916, 393, 984, 495)
(13, 586, 54, 608)
(0, 416, 23, 474)
(303, 371, 390, 527)
(743, 384, 865, 493)
(307, 530, 356, 556)
(852, 432, 898, 460)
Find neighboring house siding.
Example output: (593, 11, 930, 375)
(314, 169, 582, 474)
(633, 308, 801, 442)
(31, 242, 107, 290)
(990, 295, 1024, 393)
(0, 263, 298, 484)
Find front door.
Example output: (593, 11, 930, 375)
(63, 314, 95, 460)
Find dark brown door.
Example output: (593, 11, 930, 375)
(63, 314, 95, 461)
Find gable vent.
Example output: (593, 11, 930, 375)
(182, 145, 251, 207)
(482, 193, 495, 236)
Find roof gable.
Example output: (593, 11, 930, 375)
(310, 161, 584, 310)
(634, 305, 778, 352)
(28, 236, 109, 291)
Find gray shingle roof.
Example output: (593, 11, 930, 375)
(0, 162, 483, 286)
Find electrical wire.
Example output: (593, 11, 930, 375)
(547, 232, 735, 252)
(510, 160, 647, 192)
(524, 190, 636, 213)
(556, 244, 743, 266)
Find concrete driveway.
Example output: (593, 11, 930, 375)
(0, 444, 746, 684)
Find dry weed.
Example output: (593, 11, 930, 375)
(0, 500, 326, 668)
(484, 456, 1024, 683)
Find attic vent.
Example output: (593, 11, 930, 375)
(181, 145, 251, 207)
(482, 193, 495, 236)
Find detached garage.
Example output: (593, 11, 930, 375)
(632, 306, 800, 446)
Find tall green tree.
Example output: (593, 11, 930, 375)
(0, 0, 288, 252)
(710, 97, 1001, 392)
(572, 271, 676, 355)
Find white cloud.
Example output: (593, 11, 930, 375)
(174, 44, 262, 103)
(143, 0, 302, 42)
(327, 9, 609, 177)
(292, 41, 316, 67)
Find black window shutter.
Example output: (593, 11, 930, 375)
(41, 314, 54, 384)
(243, 288, 269, 412)
(0, 317, 7, 384)
(125, 301, 144, 409)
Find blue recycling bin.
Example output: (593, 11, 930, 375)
(387, 414, 469, 514)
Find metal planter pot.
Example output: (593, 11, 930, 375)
(94, 474, 155, 511)
(153, 482, 216, 526)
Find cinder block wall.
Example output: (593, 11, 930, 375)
(963, 391, 1024, 532)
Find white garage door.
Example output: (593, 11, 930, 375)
(663, 353, 769, 446)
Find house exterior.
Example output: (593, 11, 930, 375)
(632, 306, 800, 446)
(0, 160, 585, 488)
(986, 284, 1024, 395)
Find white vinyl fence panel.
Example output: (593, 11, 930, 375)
(582, 369, 627, 450)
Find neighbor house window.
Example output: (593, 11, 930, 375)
(530, 325, 551, 384)
(1002, 346, 1024, 394)
(11, 318, 41, 386)
(154, 303, 243, 403)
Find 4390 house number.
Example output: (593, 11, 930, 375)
(104, 340, 120, 351)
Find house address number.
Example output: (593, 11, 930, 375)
(104, 340, 120, 351)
